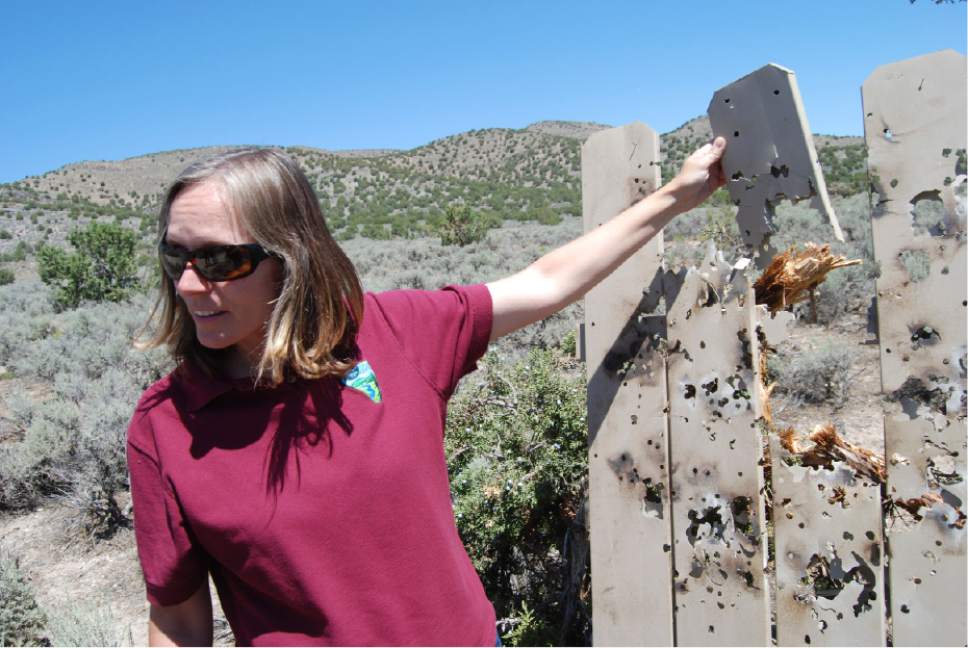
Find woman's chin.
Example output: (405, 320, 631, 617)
(195, 332, 237, 350)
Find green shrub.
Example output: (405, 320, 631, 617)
(437, 204, 490, 246)
(0, 267, 13, 286)
(0, 286, 170, 535)
(447, 348, 590, 645)
(43, 600, 125, 647)
(0, 552, 48, 647)
(768, 339, 854, 407)
(37, 221, 139, 309)
(0, 228, 11, 239)
(698, 205, 743, 256)
(1, 241, 31, 262)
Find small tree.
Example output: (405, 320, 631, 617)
(37, 222, 139, 309)
(437, 204, 490, 246)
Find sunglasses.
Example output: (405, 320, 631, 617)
(158, 234, 276, 282)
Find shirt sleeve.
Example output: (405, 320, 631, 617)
(127, 412, 209, 607)
(371, 284, 493, 399)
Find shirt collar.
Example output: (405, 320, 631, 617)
(176, 361, 246, 413)
(176, 360, 302, 413)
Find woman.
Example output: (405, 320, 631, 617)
(128, 137, 726, 646)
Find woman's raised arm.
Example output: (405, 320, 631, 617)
(486, 137, 726, 341)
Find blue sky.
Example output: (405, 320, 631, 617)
(1, 1, 965, 183)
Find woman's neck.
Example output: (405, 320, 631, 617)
(223, 345, 261, 380)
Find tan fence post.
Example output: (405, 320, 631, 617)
(663, 251, 772, 646)
(771, 436, 887, 646)
(582, 122, 674, 646)
(862, 49, 967, 647)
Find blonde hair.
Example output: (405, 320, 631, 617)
(143, 148, 363, 386)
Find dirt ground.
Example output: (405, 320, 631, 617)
(0, 491, 232, 647)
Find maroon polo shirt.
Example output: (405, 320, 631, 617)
(126, 285, 496, 646)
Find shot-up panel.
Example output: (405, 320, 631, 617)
(663, 250, 772, 647)
(582, 123, 673, 646)
(708, 63, 842, 249)
(862, 49, 967, 648)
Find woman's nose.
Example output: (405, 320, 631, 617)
(174, 263, 212, 294)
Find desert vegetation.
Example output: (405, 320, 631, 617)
(0, 118, 878, 646)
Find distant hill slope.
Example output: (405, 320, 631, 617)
(0, 117, 867, 244)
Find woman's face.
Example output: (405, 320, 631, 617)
(166, 181, 282, 366)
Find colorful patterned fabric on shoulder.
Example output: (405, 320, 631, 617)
(341, 360, 382, 403)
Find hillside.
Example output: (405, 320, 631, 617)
(0, 117, 867, 256)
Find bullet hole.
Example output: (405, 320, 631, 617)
(883, 128, 894, 141)
(724, 98, 730, 104)
(702, 378, 719, 395)
(733, 130, 740, 137)
(805, 634, 811, 644)
(663, 543, 671, 552)
(709, 625, 715, 633)
(910, 325, 940, 346)
(900, 604, 910, 614)
(731, 170, 745, 180)
(685, 505, 726, 546)
(684, 384, 696, 399)
(911, 190, 948, 236)
(740, 570, 755, 588)
(773, 89, 780, 95)
(843, 531, 854, 541)
(899, 249, 931, 282)
(913, 577, 922, 585)
(700, 340, 706, 349)
(865, 531, 875, 541)
(769, 164, 790, 178)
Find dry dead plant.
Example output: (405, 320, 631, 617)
(778, 424, 887, 484)
(754, 243, 862, 313)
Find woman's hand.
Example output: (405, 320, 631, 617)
(487, 137, 728, 341)
(660, 136, 727, 212)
